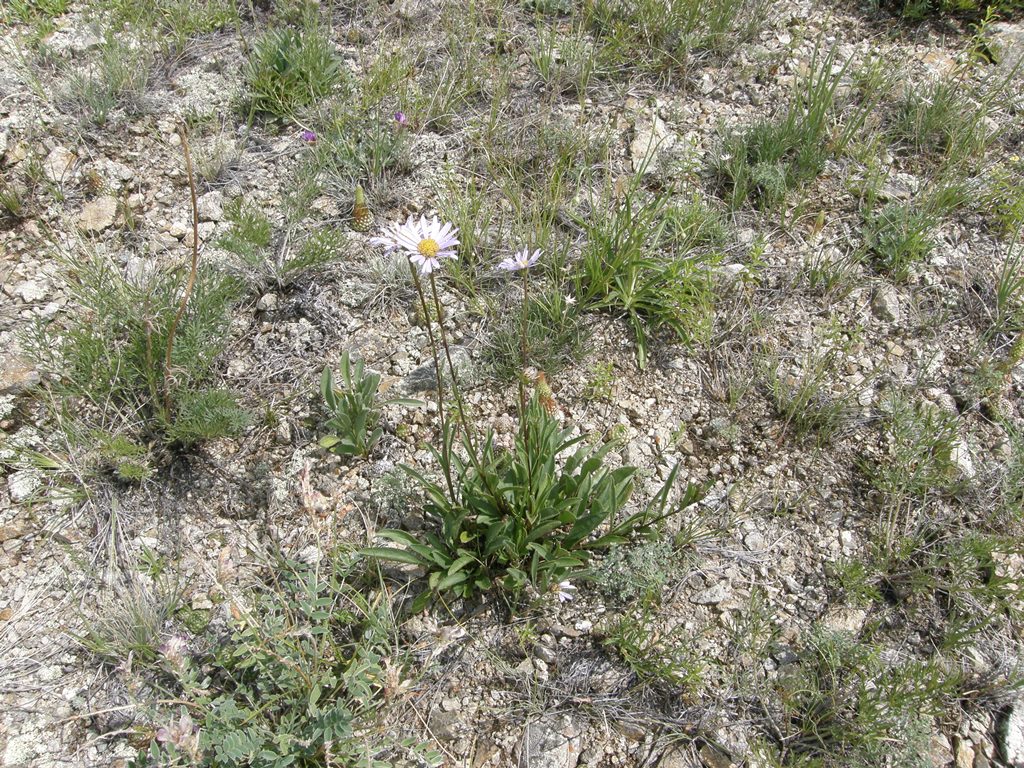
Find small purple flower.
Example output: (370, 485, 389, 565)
(498, 248, 542, 273)
(300, 129, 317, 143)
(394, 111, 407, 126)
(155, 713, 201, 758)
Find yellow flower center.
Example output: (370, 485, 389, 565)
(417, 238, 440, 259)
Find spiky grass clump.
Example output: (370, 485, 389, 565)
(243, 21, 343, 119)
(28, 251, 248, 453)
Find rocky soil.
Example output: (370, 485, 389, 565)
(2, 0, 1024, 766)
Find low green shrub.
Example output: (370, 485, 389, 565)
(28, 249, 248, 454)
(714, 45, 877, 212)
(243, 21, 343, 119)
(132, 555, 438, 768)
(874, 0, 1023, 19)
(365, 397, 704, 609)
(573, 185, 715, 369)
(759, 630, 951, 767)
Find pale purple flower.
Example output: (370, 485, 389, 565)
(300, 129, 317, 142)
(555, 580, 576, 603)
(498, 248, 542, 273)
(158, 635, 189, 672)
(371, 215, 459, 275)
(155, 712, 200, 757)
(394, 111, 407, 126)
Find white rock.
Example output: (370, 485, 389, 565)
(8, 469, 43, 503)
(3, 734, 39, 766)
(951, 439, 976, 481)
(1000, 698, 1024, 766)
(690, 582, 730, 605)
(630, 112, 673, 176)
(992, 22, 1024, 75)
(42, 145, 75, 183)
(78, 195, 118, 232)
(197, 190, 224, 222)
(12, 280, 47, 303)
(871, 285, 900, 323)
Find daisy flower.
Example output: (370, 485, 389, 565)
(554, 580, 577, 603)
(371, 215, 459, 275)
(498, 247, 542, 272)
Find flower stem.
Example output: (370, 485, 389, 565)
(409, 261, 455, 502)
(163, 124, 200, 421)
(519, 267, 535, 516)
(429, 274, 473, 438)
(518, 268, 529, 426)
(426, 271, 502, 507)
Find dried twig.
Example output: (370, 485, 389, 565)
(163, 124, 200, 417)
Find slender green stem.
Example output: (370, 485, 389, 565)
(427, 273, 507, 500)
(409, 262, 455, 502)
(163, 124, 200, 420)
(429, 273, 475, 446)
(519, 268, 534, 516)
(517, 269, 528, 424)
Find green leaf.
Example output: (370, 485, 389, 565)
(435, 570, 470, 591)
(448, 554, 477, 574)
(359, 547, 425, 566)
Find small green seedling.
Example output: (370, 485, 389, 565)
(319, 352, 420, 458)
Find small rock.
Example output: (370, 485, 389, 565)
(8, 469, 43, 503)
(840, 529, 857, 555)
(68, 26, 103, 53)
(42, 145, 75, 183)
(930, 733, 954, 767)
(631, 111, 673, 177)
(951, 439, 976, 481)
(427, 708, 461, 741)
(698, 744, 732, 768)
(440, 697, 461, 712)
(78, 195, 119, 232)
(0, 355, 40, 396)
(197, 191, 224, 222)
(690, 581, 730, 605)
(871, 285, 901, 323)
(519, 714, 582, 768)
(879, 172, 919, 202)
(11, 279, 47, 303)
(168, 220, 190, 239)
(394, 0, 434, 20)
(534, 644, 557, 665)
(992, 22, 1024, 75)
(822, 605, 867, 634)
(955, 740, 975, 768)
(257, 293, 278, 312)
(5, 140, 30, 166)
(999, 699, 1024, 766)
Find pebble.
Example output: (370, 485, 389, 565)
(871, 285, 901, 323)
(690, 582, 730, 605)
(0, 354, 40, 396)
(78, 195, 118, 232)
